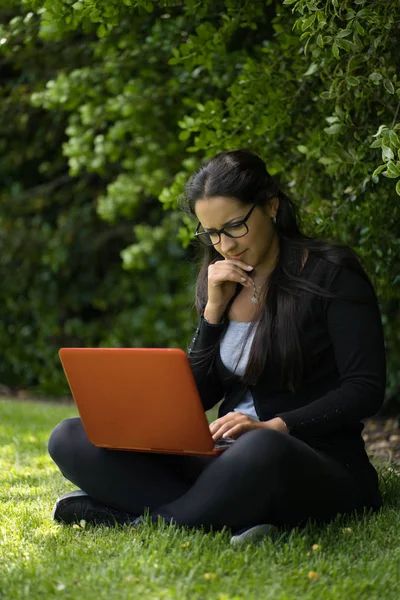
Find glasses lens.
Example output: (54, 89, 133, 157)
(196, 231, 218, 246)
(224, 223, 248, 238)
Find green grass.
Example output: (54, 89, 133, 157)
(1, 398, 399, 600)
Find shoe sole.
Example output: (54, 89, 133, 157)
(230, 524, 278, 546)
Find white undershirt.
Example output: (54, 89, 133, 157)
(219, 320, 259, 421)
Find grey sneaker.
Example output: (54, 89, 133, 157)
(52, 490, 138, 526)
(230, 524, 278, 546)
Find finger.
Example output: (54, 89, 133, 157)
(211, 266, 254, 288)
(214, 262, 253, 278)
(223, 259, 254, 271)
(214, 416, 260, 440)
(212, 419, 244, 440)
(210, 419, 231, 436)
(222, 419, 260, 439)
(221, 423, 248, 440)
(210, 412, 248, 433)
(212, 423, 235, 441)
(209, 421, 220, 434)
(210, 422, 223, 434)
(209, 414, 231, 433)
(209, 412, 241, 431)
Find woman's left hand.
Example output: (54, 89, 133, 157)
(209, 412, 289, 441)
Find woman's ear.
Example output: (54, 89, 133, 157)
(269, 196, 279, 218)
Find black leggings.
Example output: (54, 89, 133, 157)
(48, 417, 381, 531)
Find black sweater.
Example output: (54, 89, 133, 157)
(187, 252, 386, 488)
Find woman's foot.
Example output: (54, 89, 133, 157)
(52, 490, 138, 526)
(230, 523, 278, 545)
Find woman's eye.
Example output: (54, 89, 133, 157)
(228, 223, 243, 229)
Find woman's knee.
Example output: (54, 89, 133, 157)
(237, 428, 290, 455)
(48, 417, 85, 465)
(228, 428, 293, 469)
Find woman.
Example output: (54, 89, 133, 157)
(48, 149, 386, 544)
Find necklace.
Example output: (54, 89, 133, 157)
(249, 265, 275, 303)
(250, 279, 259, 304)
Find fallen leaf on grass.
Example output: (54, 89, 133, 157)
(54, 581, 66, 591)
(307, 571, 320, 581)
(342, 527, 352, 534)
(204, 572, 217, 580)
(181, 541, 190, 548)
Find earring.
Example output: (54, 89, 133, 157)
(271, 215, 277, 225)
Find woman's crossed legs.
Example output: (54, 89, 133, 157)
(48, 417, 379, 531)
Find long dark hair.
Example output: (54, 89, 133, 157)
(182, 149, 371, 391)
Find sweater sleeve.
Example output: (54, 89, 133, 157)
(187, 314, 226, 412)
(276, 265, 386, 436)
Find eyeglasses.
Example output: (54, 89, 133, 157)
(194, 204, 257, 246)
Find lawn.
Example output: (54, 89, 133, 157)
(0, 397, 399, 600)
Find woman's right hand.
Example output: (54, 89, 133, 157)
(206, 259, 254, 314)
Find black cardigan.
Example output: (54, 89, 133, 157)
(187, 252, 386, 488)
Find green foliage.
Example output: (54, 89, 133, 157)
(0, 0, 399, 400)
(0, 1, 195, 395)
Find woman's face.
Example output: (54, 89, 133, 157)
(194, 195, 279, 271)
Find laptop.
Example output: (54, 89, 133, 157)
(59, 347, 235, 456)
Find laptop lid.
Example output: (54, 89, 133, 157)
(59, 347, 219, 455)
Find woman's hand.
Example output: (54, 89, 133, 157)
(207, 259, 254, 313)
(209, 412, 289, 441)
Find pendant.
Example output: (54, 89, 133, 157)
(251, 295, 257, 304)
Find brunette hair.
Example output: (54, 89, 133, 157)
(182, 149, 370, 390)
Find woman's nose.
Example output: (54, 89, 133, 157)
(219, 233, 238, 254)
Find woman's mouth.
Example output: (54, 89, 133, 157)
(230, 250, 246, 259)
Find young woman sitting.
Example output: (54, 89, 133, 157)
(48, 149, 386, 545)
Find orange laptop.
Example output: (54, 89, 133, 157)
(59, 347, 234, 456)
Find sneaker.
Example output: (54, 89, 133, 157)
(52, 490, 138, 526)
(230, 523, 278, 546)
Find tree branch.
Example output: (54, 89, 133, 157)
(5, 174, 74, 204)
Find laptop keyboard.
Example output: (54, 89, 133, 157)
(214, 436, 236, 449)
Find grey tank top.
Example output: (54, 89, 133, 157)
(219, 320, 259, 421)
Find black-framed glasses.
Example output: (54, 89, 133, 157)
(194, 204, 257, 246)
